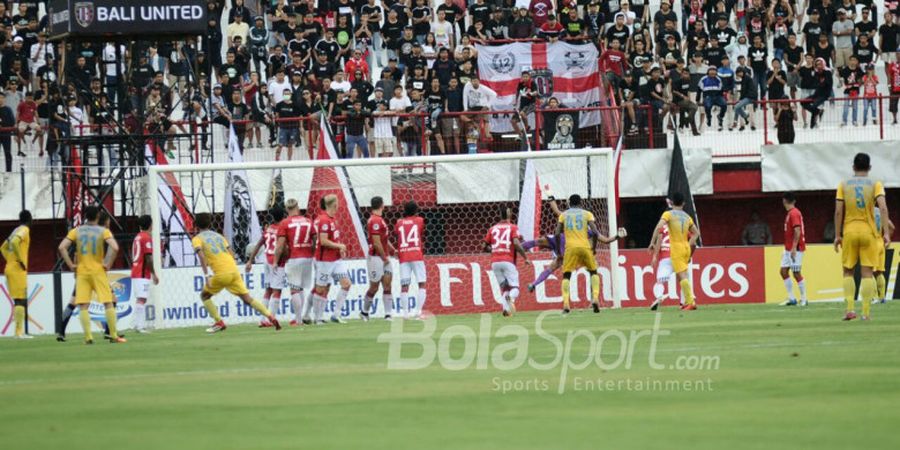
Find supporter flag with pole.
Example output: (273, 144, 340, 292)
(668, 132, 701, 245)
(517, 159, 542, 243)
(223, 125, 263, 263)
(144, 141, 196, 266)
(306, 115, 368, 257)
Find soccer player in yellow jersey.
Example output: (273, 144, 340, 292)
(834, 153, 891, 321)
(58, 206, 124, 344)
(555, 194, 625, 314)
(650, 192, 701, 311)
(2, 210, 32, 339)
(192, 213, 281, 333)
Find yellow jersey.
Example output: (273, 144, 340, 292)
(2, 225, 30, 271)
(836, 177, 884, 235)
(66, 225, 113, 275)
(661, 210, 694, 246)
(192, 230, 239, 275)
(559, 208, 595, 250)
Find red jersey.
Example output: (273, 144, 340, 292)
(367, 214, 390, 257)
(889, 62, 900, 93)
(314, 212, 342, 262)
(17, 101, 37, 123)
(600, 49, 628, 77)
(278, 215, 314, 259)
(658, 225, 671, 260)
(784, 207, 806, 251)
(395, 216, 425, 263)
(485, 222, 521, 264)
(263, 224, 284, 266)
(130, 231, 153, 279)
(529, 0, 554, 27)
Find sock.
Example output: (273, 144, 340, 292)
(313, 294, 326, 321)
(861, 278, 875, 317)
(291, 291, 303, 322)
(680, 279, 695, 305)
(303, 291, 315, 319)
(415, 288, 426, 317)
(248, 298, 273, 318)
(783, 277, 795, 301)
(382, 292, 393, 316)
(796, 276, 807, 301)
(521, 239, 536, 251)
(363, 293, 374, 314)
(561, 278, 571, 309)
(202, 299, 223, 322)
(14, 305, 25, 336)
(876, 273, 886, 301)
(79, 308, 93, 342)
(134, 303, 145, 329)
(533, 267, 554, 287)
(399, 287, 411, 316)
(105, 307, 118, 339)
(843, 276, 856, 313)
(333, 289, 349, 318)
(60, 303, 76, 334)
(590, 274, 600, 303)
(508, 287, 520, 304)
(103, 321, 110, 336)
(269, 291, 282, 316)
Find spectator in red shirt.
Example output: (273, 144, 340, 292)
(344, 48, 370, 81)
(529, 0, 554, 28)
(599, 38, 629, 82)
(15, 91, 42, 156)
(539, 15, 565, 42)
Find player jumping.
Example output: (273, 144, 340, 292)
(312, 194, 352, 324)
(780, 192, 808, 307)
(556, 194, 624, 314)
(485, 206, 530, 316)
(395, 201, 427, 319)
(2, 210, 32, 339)
(131, 215, 159, 333)
(364, 196, 396, 321)
(276, 198, 316, 326)
(835, 153, 890, 321)
(192, 212, 281, 333)
(58, 206, 125, 343)
(246, 208, 287, 327)
(872, 208, 895, 304)
(650, 193, 701, 311)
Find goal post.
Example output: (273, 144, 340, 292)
(147, 149, 620, 329)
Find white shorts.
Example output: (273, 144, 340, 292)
(367, 255, 394, 283)
(264, 264, 286, 290)
(314, 260, 349, 287)
(132, 278, 151, 300)
(400, 260, 426, 285)
(284, 257, 314, 290)
(780, 250, 803, 272)
(656, 258, 674, 284)
(491, 261, 519, 288)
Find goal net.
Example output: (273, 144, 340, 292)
(146, 148, 619, 329)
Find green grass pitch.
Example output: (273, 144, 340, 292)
(2, 302, 900, 450)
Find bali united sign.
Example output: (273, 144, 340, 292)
(48, 0, 207, 40)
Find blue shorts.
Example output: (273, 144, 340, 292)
(278, 127, 300, 146)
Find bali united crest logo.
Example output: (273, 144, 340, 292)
(490, 52, 516, 75)
(74, 2, 94, 28)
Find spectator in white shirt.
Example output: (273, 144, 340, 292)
(29, 32, 52, 90)
(226, 14, 250, 47)
(462, 77, 497, 136)
(331, 71, 352, 93)
(388, 85, 411, 127)
(267, 68, 291, 104)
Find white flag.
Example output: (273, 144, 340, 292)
(223, 126, 263, 263)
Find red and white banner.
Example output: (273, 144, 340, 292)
(516, 160, 542, 242)
(476, 41, 601, 133)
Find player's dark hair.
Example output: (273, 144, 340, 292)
(98, 211, 111, 227)
(83, 205, 100, 222)
(403, 200, 419, 217)
(19, 210, 31, 225)
(670, 192, 685, 206)
(853, 152, 871, 171)
(499, 205, 510, 220)
(782, 192, 796, 203)
(371, 196, 384, 209)
(568, 194, 582, 207)
(320, 196, 327, 210)
(138, 215, 152, 230)
(195, 213, 212, 230)
(270, 207, 285, 222)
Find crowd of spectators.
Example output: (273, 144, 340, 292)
(1, 0, 899, 167)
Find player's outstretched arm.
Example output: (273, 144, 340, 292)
(834, 199, 845, 252)
(58, 238, 76, 271)
(548, 197, 562, 217)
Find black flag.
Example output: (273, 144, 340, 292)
(668, 132, 701, 245)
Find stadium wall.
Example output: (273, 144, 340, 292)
(5, 244, 897, 336)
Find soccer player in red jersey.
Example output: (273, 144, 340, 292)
(649, 222, 674, 311)
(364, 196, 396, 321)
(246, 208, 287, 326)
(395, 201, 426, 319)
(484, 206, 530, 316)
(130, 215, 158, 333)
(781, 192, 808, 306)
(276, 198, 316, 326)
(313, 194, 351, 324)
